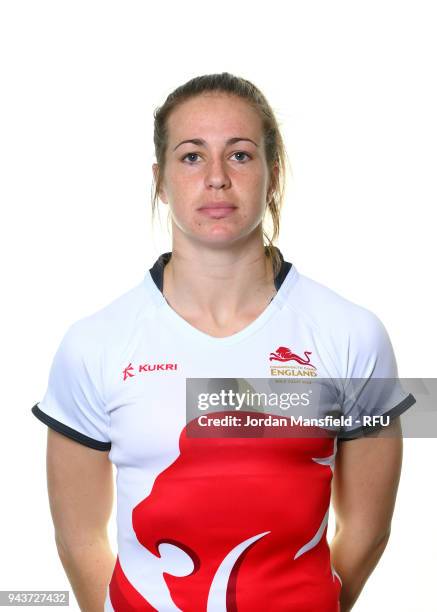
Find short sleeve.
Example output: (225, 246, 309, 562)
(337, 310, 416, 441)
(31, 320, 111, 451)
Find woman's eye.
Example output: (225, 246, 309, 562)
(182, 152, 201, 163)
(232, 151, 251, 162)
(181, 151, 252, 164)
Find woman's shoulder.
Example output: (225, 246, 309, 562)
(65, 276, 156, 349)
(289, 266, 388, 342)
(287, 267, 399, 380)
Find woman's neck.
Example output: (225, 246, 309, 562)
(162, 242, 277, 328)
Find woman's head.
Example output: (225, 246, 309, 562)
(151, 73, 290, 276)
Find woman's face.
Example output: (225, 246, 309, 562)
(154, 93, 275, 247)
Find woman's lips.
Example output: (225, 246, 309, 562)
(198, 206, 237, 219)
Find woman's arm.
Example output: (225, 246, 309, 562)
(47, 428, 116, 612)
(330, 418, 403, 612)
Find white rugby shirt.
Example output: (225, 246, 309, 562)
(31, 246, 416, 612)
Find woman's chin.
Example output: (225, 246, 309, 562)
(190, 232, 258, 251)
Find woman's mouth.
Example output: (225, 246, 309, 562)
(198, 204, 237, 219)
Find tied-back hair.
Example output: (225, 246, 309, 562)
(151, 72, 292, 278)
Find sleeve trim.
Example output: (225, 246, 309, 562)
(337, 392, 416, 441)
(31, 403, 112, 452)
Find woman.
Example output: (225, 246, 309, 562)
(32, 72, 416, 612)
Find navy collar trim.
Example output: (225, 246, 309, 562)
(149, 246, 292, 293)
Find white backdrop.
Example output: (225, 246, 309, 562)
(1, 1, 435, 610)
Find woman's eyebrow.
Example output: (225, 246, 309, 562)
(173, 137, 259, 151)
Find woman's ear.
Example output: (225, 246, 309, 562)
(267, 161, 279, 202)
(152, 163, 168, 204)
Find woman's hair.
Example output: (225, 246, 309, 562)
(151, 72, 291, 277)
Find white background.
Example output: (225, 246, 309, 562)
(1, 1, 435, 610)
